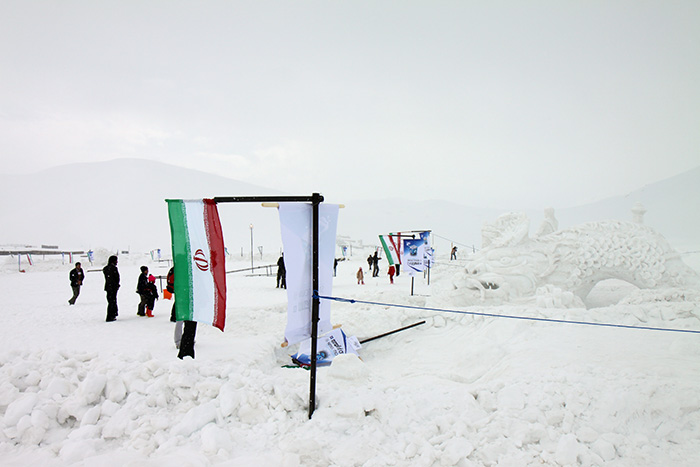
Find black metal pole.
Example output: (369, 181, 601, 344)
(308, 192, 322, 419)
(411, 276, 414, 296)
(359, 320, 426, 344)
(196, 194, 327, 419)
(212, 195, 315, 203)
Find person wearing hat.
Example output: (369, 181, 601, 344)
(103, 255, 120, 322)
(144, 274, 159, 317)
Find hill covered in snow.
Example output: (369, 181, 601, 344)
(1, 160, 698, 270)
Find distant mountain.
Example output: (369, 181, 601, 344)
(556, 165, 700, 249)
(1, 160, 698, 266)
(340, 166, 700, 254)
(0, 158, 288, 253)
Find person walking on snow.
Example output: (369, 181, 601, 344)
(68, 262, 84, 305)
(136, 266, 149, 316)
(103, 255, 120, 322)
(144, 275, 159, 317)
(356, 267, 365, 285)
(388, 264, 395, 284)
(367, 254, 373, 274)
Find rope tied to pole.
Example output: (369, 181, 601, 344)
(314, 294, 700, 335)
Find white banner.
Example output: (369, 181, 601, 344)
(279, 203, 339, 344)
(403, 239, 426, 277)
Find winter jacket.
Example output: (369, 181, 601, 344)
(136, 272, 149, 294)
(166, 267, 174, 293)
(277, 256, 286, 272)
(103, 264, 120, 292)
(144, 282, 159, 308)
(69, 268, 85, 287)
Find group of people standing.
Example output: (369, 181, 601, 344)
(367, 251, 381, 277)
(137, 265, 159, 317)
(97, 257, 160, 321)
(68, 256, 196, 359)
(356, 250, 395, 285)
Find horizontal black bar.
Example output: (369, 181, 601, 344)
(212, 195, 323, 203)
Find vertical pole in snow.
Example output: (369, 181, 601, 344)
(411, 276, 414, 296)
(249, 224, 254, 271)
(308, 192, 322, 419)
(209, 194, 329, 420)
(18, 254, 21, 272)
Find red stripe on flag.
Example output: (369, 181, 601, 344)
(388, 234, 402, 264)
(203, 199, 227, 331)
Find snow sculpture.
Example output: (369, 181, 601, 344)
(535, 207, 558, 237)
(461, 211, 699, 304)
(631, 202, 647, 224)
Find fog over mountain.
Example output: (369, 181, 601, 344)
(2, 159, 698, 268)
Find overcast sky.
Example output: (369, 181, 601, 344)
(1, 1, 698, 209)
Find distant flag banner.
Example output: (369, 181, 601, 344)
(403, 239, 426, 276)
(167, 199, 227, 331)
(279, 203, 339, 345)
(420, 231, 432, 268)
(378, 235, 401, 266)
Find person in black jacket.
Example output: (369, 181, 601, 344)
(68, 262, 84, 305)
(103, 255, 120, 322)
(372, 251, 381, 277)
(136, 266, 149, 316)
(276, 255, 286, 289)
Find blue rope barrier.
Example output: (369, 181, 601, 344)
(315, 295, 700, 335)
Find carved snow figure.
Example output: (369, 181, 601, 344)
(535, 207, 558, 237)
(460, 212, 699, 305)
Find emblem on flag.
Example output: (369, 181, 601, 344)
(167, 199, 227, 331)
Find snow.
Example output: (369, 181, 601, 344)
(1, 246, 700, 467)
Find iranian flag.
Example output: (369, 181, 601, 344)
(167, 199, 227, 331)
(379, 234, 401, 266)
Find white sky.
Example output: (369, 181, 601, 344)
(1, 1, 698, 209)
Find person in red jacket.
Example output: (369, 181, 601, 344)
(388, 265, 395, 284)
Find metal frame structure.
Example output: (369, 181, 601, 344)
(212, 193, 324, 419)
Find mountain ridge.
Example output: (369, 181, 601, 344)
(1, 160, 698, 262)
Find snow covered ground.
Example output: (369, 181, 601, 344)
(1, 249, 700, 466)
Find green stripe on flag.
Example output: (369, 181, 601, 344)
(379, 235, 395, 266)
(168, 200, 194, 321)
